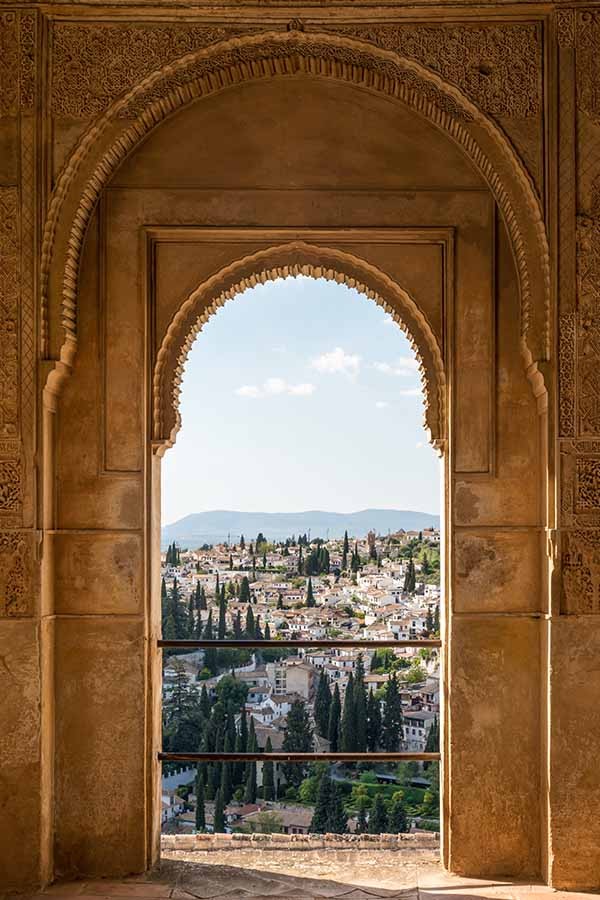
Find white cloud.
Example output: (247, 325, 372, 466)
(288, 383, 316, 396)
(235, 379, 316, 399)
(264, 377, 287, 395)
(372, 357, 419, 377)
(235, 385, 262, 398)
(375, 401, 389, 409)
(311, 347, 361, 377)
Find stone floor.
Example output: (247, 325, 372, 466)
(28, 852, 600, 900)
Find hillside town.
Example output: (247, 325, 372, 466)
(161, 527, 441, 837)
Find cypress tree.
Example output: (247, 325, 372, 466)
(240, 576, 251, 603)
(341, 672, 356, 752)
(234, 609, 243, 639)
(403, 557, 416, 593)
(262, 736, 275, 800)
(200, 683, 211, 718)
(220, 733, 233, 805)
(282, 699, 313, 787)
(195, 769, 206, 832)
(240, 534, 245, 550)
(328, 684, 341, 751)
(298, 545, 303, 575)
(382, 673, 403, 752)
(314, 671, 332, 738)
(342, 530, 349, 571)
(215, 572, 220, 602)
(433, 604, 440, 634)
(244, 760, 257, 803)
(306, 577, 315, 607)
(366, 689, 382, 752)
(218, 591, 227, 639)
(425, 606, 434, 634)
(369, 795, 388, 834)
(327, 782, 348, 834)
(203, 611, 218, 674)
(264, 622, 271, 640)
(213, 788, 225, 832)
(310, 773, 332, 833)
(388, 794, 409, 833)
(229, 554, 234, 570)
(161, 576, 168, 615)
(245, 604, 255, 639)
(353, 655, 368, 752)
(277, 593, 284, 609)
(254, 615, 263, 641)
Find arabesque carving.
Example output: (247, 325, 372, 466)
(561, 441, 600, 527)
(577, 210, 600, 436)
(0, 188, 20, 441)
(41, 30, 550, 382)
(577, 11, 600, 125)
(559, 314, 576, 437)
(561, 529, 600, 614)
(50, 23, 256, 119)
(0, 530, 32, 616)
(0, 12, 18, 116)
(324, 23, 541, 119)
(152, 242, 445, 454)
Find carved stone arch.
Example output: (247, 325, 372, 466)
(152, 242, 446, 455)
(41, 29, 550, 388)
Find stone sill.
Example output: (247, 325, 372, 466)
(161, 832, 439, 852)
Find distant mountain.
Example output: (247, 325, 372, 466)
(161, 509, 439, 549)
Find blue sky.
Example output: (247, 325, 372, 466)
(161, 276, 440, 525)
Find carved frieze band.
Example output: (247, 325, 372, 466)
(50, 20, 541, 123)
(0, 11, 36, 616)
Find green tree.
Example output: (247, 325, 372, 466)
(425, 606, 434, 634)
(214, 787, 225, 832)
(342, 530, 349, 570)
(239, 576, 251, 603)
(369, 795, 388, 834)
(203, 610, 218, 674)
(310, 773, 332, 833)
(353, 655, 368, 752)
(341, 672, 356, 752)
(282, 699, 313, 787)
(328, 782, 348, 834)
(403, 557, 416, 593)
(366, 689, 382, 752)
(200, 683, 211, 718)
(382, 673, 403, 751)
(306, 577, 315, 607)
(262, 736, 275, 800)
(388, 792, 409, 833)
(245, 604, 255, 639)
(328, 683, 341, 751)
(195, 769, 206, 832)
(216, 674, 248, 709)
(424, 715, 440, 760)
(433, 604, 440, 635)
(218, 590, 227, 639)
(314, 671, 332, 738)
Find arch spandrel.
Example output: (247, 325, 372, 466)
(41, 29, 550, 389)
(151, 242, 446, 456)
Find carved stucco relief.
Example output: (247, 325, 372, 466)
(0, 12, 36, 614)
(561, 529, 600, 615)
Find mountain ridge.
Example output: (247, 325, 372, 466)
(161, 508, 440, 548)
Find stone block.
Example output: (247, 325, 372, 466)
(53, 531, 143, 615)
(453, 529, 541, 613)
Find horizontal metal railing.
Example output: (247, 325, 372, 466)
(158, 637, 442, 764)
(158, 638, 441, 649)
(159, 751, 440, 763)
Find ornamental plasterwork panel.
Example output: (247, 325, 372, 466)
(0, 530, 33, 617)
(561, 441, 600, 528)
(576, 204, 600, 437)
(50, 23, 257, 118)
(561, 529, 600, 615)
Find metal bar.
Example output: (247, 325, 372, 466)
(158, 639, 441, 649)
(159, 752, 440, 763)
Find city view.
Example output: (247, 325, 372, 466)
(160, 276, 441, 841)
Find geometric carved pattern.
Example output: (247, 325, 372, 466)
(50, 23, 248, 118)
(577, 11, 600, 127)
(50, 20, 541, 123)
(0, 459, 21, 515)
(561, 529, 600, 615)
(560, 442, 600, 528)
(0, 188, 20, 440)
(326, 23, 541, 119)
(0, 12, 18, 116)
(0, 530, 32, 616)
(577, 213, 600, 436)
(559, 313, 576, 437)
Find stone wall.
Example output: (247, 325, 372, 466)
(0, 0, 598, 893)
